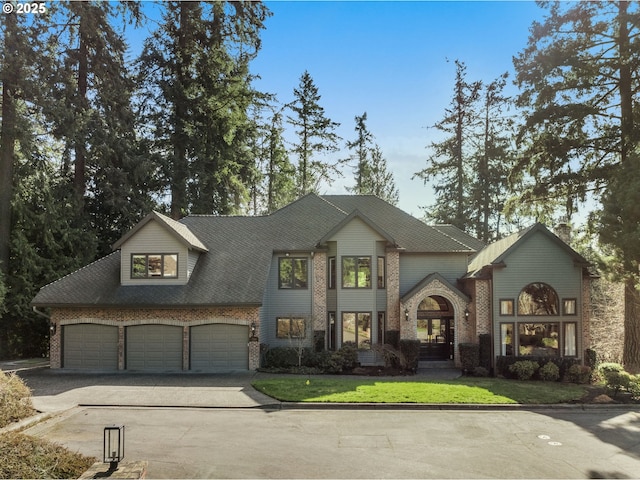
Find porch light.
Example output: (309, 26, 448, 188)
(104, 425, 125, 471)
(404, 309, 409, 321)
(49, 323, 56, 335)
(464, 308, 470, 320)
(250, 321, 257, 337)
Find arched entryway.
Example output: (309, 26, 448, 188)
(417, 295, 454, 361)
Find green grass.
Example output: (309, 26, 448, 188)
(252, 377, 587, 404)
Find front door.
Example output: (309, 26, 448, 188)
(417, 317, 453, 360)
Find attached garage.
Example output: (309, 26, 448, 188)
(190, 324, 248, 371)
(126, 324, 183, 371)
(63, 324, 118, 369)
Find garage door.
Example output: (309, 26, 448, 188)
(126, 325, 183, 371)
(190, 324, 248, 371)
(63, 324, 118, 369)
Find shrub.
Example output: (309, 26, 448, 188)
(566, 364, 592, 384)
(604, 370, 632, 397)
(508, 360, 539, 380)
(263, 346, 299, 369)
(472, 366, 490, 377)
(385, 330, 400, 349)
(629, 375, 640, 399)
(0, 371, 36, 428)
(538, 362, 560, 382)
(399, 340, 420, 372)
(478, 334, 492, 371)
(585, 348, 598, 371)
(459, 343, 479, 374)
(329, 343, 359, 373)
(371, 343, 407, 370)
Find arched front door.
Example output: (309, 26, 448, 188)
(417, 295, 454, 361)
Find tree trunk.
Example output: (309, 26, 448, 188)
(74, 17, 89, 209)
(623, 278, 640, 373)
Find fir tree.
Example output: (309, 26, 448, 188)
(287, 71, 342, 196)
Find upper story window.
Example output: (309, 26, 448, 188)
(328, 257, 336, 289)
(342, 256, 371, 288)
(279, 257, 308, 289)
(131, 253, 178, 279)
(518, 283, 559, 315)
(377, 257, 385, 289)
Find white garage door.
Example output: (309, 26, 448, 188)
(190, 324, 248, 371)
(63, 324, 118, 370)
(126, 325, 183, 371)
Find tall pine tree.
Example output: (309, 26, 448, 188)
(514, 1, 640, 371)
(287, 71, 341, 196)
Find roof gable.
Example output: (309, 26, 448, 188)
(316, 209, 398, 248)
(466, 223, 590, 278)
(112, 211, 208, 252)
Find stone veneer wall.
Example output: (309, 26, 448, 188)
(49, 306, 261, 370)
(475, 280, 491, 336)
(386, 250, 400, 332)
(312, 251, 327, 332)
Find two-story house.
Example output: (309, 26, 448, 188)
(32, 194, 591, 372)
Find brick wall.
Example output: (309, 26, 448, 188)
(386, 250, 400, 331)
(50, 306, 261, 370)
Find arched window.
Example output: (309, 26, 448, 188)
(518, 283, 559, 315)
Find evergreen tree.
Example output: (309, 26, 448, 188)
(414, 60, 481, 230)
(345, 113, 399, 205)
(513, 1, 640, 371)
(346, 112, 374, 194)
(287, 71, 342, 195)
(471, 73, 515, 242)
(263, 107, 296, 213)
(138, 1, 269, 218)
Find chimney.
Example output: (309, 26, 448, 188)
(554, 222, 571, 245)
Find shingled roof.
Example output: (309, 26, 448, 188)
(32, 193, 482, 308)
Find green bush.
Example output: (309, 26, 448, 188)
(0, 371, 36, 428)
(459, 343, 480, 374)
(472, 366, 490, 377)
(508, 360, 539, 380)
(399, 340, 420, 372)
(263, 347, 299, 369)
(329, 343, 359, 373)
(538, 362, 560, 382)
(629, 375, 640, 399)
(604, 370, 632, 397)
(585, 348, 597, 370)
(478, 334, 492, 371)
(566, 364, 592, 384)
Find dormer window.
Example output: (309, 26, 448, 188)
(131, 254, 178, 279)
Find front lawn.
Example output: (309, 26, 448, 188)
(252, 377, 588, 404)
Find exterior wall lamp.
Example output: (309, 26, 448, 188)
(49, 323, 56, 335)
(104, 425, 125, 471)
(250, 321, 257, 339)
(404, 309, 409, 321)
(464, 308, 470, 321)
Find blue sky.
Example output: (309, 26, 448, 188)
(249, 1, 546, 217)
(132, 1, 547, 217)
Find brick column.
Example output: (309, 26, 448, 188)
(312, 251, 327, 331)
(248, 339, 260, 370)
(182, 326, 190, 371)
(118, 326, 125, 370)
(386, 250, 400, 332)
(49, 314, 61, 369)
(582, 274, 591, 362)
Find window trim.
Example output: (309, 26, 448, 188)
(500, 322, 514, 356)
(328, 257, 336, 289)
(341, 256, 372, 289)
(563, 298, 577, 316)
(278, 257, 308, 289)
(276, 317, 306, 339)
(131, 253, 178, 279)
(564, 322, 578, 356)
(517, 282, 559, 316)
(341, 311, 372, 350)
(499, 299, 514, 316)
(377, 257, 386, 289)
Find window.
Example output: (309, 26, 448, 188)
(563, 299, 577, 315)
(377, 257, 385, 288)
(342, 256, 371, 288)
(279, 257, 308, 289)
(500, 323, 514, 356)
(377, 312, 386, 344)
(564, 323, 577, 356)
(518, 283, 559, 315)
(500, 299, 514, 316)
(328, 257, 336, 289)
(342, 312, 371, 350)
(518, 323, 559, 356)
(276, 317, 306, 339)
(131, 254, 178, 279)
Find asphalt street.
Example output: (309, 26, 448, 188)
(23, 405, 640, 479)
(10, 368, 640, 479)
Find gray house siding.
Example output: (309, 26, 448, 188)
(399, 253, 469, 297)
(261, 254, 313, 347)
(491, 230, 584, 358)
